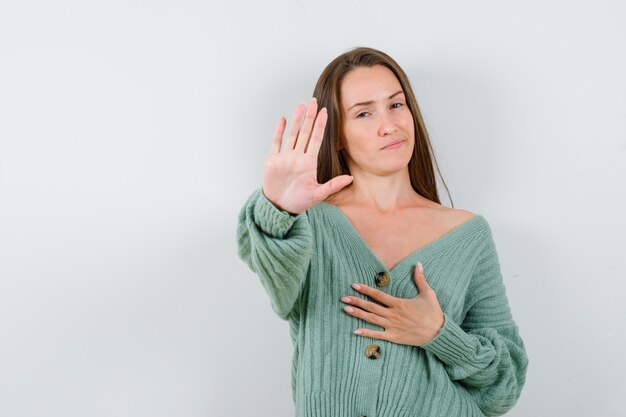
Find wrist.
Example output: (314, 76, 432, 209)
(425, 313, 446, 344)
(436, 313, 445, 334)
(261, 188, 295, 215)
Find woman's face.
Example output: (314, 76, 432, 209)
(339, 65, 415, 176)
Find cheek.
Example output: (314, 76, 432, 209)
(401, 113, 415, 137)
(342, 125, 368, 149)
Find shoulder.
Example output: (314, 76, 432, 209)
(445, 207, 477, 222)
(428, 203, 478, 229)
(407, 193, 475, 220)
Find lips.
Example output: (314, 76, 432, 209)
(381, 139, 404, 150)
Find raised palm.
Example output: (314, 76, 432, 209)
(262, 98, 353, 215)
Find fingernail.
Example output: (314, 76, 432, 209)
(354, 329, 362, 335)
(352, 283, 361, 290)
(341, 296, 351, 302)
(417, 262, 424, 273)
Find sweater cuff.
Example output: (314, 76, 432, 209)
(253, 188, 300, 239)
(419, 312, 475, 365)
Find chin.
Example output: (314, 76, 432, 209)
(377, 158, 412, 173)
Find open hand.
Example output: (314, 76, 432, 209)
(262, 97, 353, 215)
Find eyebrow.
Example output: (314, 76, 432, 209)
(346, 90, 405, 112)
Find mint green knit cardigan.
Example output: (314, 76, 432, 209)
(236, 188, 528, 417)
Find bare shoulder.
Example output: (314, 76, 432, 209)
(431, 204, 477, 229)
(450, 207, 477, 222)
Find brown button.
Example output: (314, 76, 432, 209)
(365, 343, 381, 359)
(374, 271, 390, 287)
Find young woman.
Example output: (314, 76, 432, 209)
(237, 46, 528, 417)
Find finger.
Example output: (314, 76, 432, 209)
(341, 295, 389, 318)
(294, 98, 318, 152)
(353, 328, 387, 341)
(314, 174, 354, 202)
(285, 102, 306, 151)
(269, 115, 286, 155)
(304, 107, 327, 155)
(350, 283, 397, 307)
(413, 262, 432, 296)
(343, 305, 388, 328)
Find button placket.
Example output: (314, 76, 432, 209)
(366, 272, 388, 361)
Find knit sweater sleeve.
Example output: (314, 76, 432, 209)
(236, 187, 313, 321)
(419, 222, 529, 416)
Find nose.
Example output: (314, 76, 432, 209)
(382, 126, 396, 135)
(378, 111, 397, 136)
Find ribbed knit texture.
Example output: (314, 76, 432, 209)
(236, 188, 529, 417)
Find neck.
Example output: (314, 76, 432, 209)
(334, 167, 426, 213)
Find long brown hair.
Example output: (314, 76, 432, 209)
(312, 46, 453, 207)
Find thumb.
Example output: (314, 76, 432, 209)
(317, 175, 354, 200)
(413, 262, 431, 296)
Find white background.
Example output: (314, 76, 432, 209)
(1, 1, 625, 416)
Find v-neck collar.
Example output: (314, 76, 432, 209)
(317, 201, 484, 276)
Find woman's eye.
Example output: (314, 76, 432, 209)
(357, 103, 402, 118)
